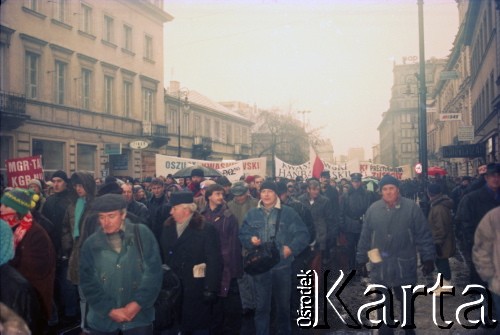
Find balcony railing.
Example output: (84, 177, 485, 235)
(0, 91, 27, 114)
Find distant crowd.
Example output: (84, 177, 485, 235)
(0, 163, 499, 335)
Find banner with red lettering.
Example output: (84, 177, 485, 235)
(5, 155, 44, 188)
(155, 154, 266, 182)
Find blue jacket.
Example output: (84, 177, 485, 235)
(356, 197, 435, 287)
(79, 220, 162, 332)
(239, 199, 310, 268)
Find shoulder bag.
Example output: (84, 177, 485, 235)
(243, 209, 282, 275)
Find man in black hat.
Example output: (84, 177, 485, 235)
(79, 194, 162, 334)
(188, 169, 205, 197)
(451, 176, 472, 215)
(456, 162, 500, 286)
(339, 172, 378, 273)
(319, 170, 340, 263)
(160, 191, 222, 334)
(356, 174, 435, 335)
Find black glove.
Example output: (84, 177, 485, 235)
(435, 244, 442, 257)
(356, 262, 368, 277)
(421, 260, 434, 276)
(203, 290, 218, 304)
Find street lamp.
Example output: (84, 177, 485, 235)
(417, 0, 428, 180)
(177, 88, 190, 157)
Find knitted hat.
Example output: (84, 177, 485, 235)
(28, 179, 42, 190)
(52, 170, 69, 183)
(0, 188, 38, 215)
(378, 174, 400, 189)
(0, 219, 14, 266)
(92, 194, 127, 212)
(260, 181, 277, 194)
(245, 175, 255, 183)
(427, 183, 442, 196)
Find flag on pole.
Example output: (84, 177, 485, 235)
(310, 146, 324, 179)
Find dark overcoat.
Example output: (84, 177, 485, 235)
(160, 212, 222, 332)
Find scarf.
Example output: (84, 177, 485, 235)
(0, 212, 33, 248)
(74, 197, 86, 238)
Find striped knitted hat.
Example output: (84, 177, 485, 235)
(0, 188, 39, 215)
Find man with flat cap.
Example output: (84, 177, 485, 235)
(456, 162, 500, 286)
(356, 174, 435, 335)
(339, 172, 378, 273)
(79, 194, 162, 335)
(160, 191, 222, 334)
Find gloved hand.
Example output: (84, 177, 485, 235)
(356, 262, 368, 277)
(203, 290, 218, 304)
(421, 260, 434, 276)
(435, 244, 442, 257)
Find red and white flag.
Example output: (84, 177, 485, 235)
(310, 146, 324, 179)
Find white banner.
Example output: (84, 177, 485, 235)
(155, 154, 266, 181)
(274, 157, 406, 181)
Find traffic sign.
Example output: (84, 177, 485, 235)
(414, 163, 423, 174)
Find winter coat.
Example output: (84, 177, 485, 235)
(0, 264, 42, 333)
(227, 195, 258, 227)
(9, 222, 56, 321)
(41, 188, 75, 257)
(428, 194, 455, 259)
(79, 220, 162, 332)
(456, 185, 500, 251)
(340, 186, 378, 234)
(356, 196, 435, 287)
(201, 204, 243, 297)
(298, 193, 336, 250)
(239, 199, 310, 268)
(147, 194, 171, 241)
(126, 200, 150, 227)
(160, 212, 222, 332)
(473, 207, 500, 295)
(61, 172, 96, 284)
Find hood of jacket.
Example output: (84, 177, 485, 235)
(430, 194, 453, 210)
(70, 172, 96, 201)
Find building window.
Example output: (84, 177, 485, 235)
(169, 107, 179, 132)
(77, 144, 96, 174)
(144, 35, 153, 60)
(124, 25, 133, 51)
(142, 88, 154, 121)
(54, 0, 67, 22)
(226, 124, 233, 144)
(55, 61, 66, 104)
(123, 81, 132, 117)
(204, 118, 211, 138)
(32, 139, 65, 178)
(214, 120, 220, 141)
(81, 3, 92, 34)
(26, 0, 39, 11)
(104, 75, 114, 114)
(103, 15, 114, 43)
(183, 113, 189, 135)
(81, 68, 91, 109)
(242, 127, 248, 145)
(194, 115, 201, 136)
(25, 52, 39, 99)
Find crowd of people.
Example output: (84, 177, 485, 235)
(0, 162, 499, 335)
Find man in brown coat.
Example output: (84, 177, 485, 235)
(427, 183, 455, 294)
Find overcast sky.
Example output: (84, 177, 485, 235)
(163, 0, 459, 159)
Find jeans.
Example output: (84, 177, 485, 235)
(237, 273, 256, 310)
(435, 258, 451, 281)
(253, 264, 292, 335)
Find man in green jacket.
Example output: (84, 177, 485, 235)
(80, 194, 162, 334)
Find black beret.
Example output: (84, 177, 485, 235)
(92, 194, 126, 212)
(169, 191, 194, 206)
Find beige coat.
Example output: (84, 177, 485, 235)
(473, 206, 500, 295)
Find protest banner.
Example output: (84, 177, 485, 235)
(275, 156, 312, 180)
(155, 154, 266, 179)
(5, 155, 44, 187)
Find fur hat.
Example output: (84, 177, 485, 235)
(169, 191, 194, 206)
(260, 181, 277, 194)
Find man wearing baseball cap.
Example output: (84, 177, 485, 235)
(239, 181, 309, 334)
(356, 174, 435, 335)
